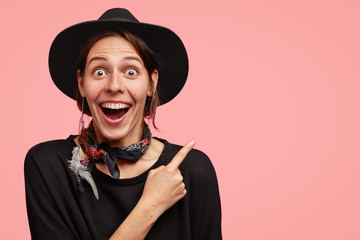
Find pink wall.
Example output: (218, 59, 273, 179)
(1, 0, 360, 239)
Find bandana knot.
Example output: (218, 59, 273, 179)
(82, 123, 152, 179)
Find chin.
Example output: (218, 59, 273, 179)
(98, 124, 129, 141)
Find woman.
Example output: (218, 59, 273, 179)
(25, 8, 221, 240)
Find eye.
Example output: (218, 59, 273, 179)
(124, 68, 138, 77)
(94, 69, 106, 77)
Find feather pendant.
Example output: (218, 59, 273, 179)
(68, 146, 99, 200)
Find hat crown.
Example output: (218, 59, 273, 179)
(50, 8, 188, 104)
(98, 8, 139, 22)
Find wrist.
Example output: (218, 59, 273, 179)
(137, 196, 165, 221)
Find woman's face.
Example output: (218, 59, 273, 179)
(78, 36, 158, 147)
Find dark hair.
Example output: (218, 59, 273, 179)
(75, 30, 161, 162)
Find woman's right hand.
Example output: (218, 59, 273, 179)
(110, 141, 195, 239)
(140, 140, 195, 215)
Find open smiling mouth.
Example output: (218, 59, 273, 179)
(101, 103, 130, 120)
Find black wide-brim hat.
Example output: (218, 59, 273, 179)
(49, 8, 188, 105)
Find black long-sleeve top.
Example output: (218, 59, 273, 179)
(25, 136, 222, 240)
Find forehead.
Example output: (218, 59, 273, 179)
(86, 35, 140, 62)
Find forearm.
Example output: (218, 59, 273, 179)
(110, 197, 163, 240)
(110, 142, 192, 239)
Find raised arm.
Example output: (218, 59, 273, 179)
(109, 141, 194, 240)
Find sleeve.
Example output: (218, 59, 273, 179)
(187, 151, 222, 240)
(24, 149, 76, 240)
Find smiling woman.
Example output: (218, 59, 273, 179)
(24, 8, 222, 240)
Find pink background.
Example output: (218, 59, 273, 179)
(1, 0, 360, 239)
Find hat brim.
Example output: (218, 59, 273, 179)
(49, 20, 188, 105)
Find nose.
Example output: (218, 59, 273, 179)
(105, 72, 125, 94)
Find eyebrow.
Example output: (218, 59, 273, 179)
(87, 56, 107, 65)
(87, 56, 143, 65)
(123, 56, 143, 64)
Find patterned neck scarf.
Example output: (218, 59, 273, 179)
(81, 123, 152, 179)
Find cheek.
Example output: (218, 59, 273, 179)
(83, 80, 101, 101)
(128, 81, 150, 101)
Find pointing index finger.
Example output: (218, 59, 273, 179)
(167, 140, 195, 170)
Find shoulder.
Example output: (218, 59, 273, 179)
(25, 136, 76, 171)
(24, 137, 80, 205)
(160, 139, 216, 177)
(161, 139, 220, 198)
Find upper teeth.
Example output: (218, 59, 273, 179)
(101, 103, 130, 109)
